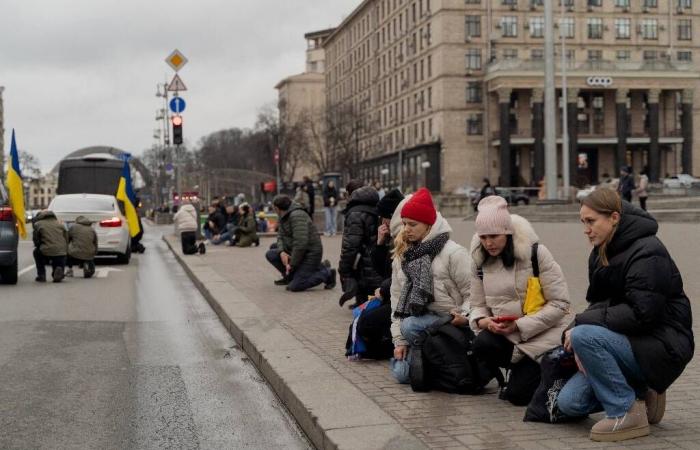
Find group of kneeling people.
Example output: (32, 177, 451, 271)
(345, 186, 693, 443)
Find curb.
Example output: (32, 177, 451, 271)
(163, 235, 427, 450)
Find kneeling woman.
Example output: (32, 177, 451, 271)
(558, 188, 693, 442)
(469, 196, 573, 405)
(390, 188, 471, 383)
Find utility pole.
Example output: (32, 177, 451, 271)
(0, 86, 5, 180)
(560, 2, 570, 200)
(544, 0, 558, 200)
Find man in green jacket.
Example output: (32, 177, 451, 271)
(66, 216, 98, 278)
(265, 195, 336, 292)
(32, 210, 68, 282)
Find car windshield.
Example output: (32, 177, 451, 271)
(51, 196, 115, 212)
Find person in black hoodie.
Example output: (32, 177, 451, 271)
(338, 183, 384, 308)
(558, 188, 694, 442)
(203, 204, 226, 241)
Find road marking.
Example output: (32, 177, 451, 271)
(18, 265, 35, 277)
(96, 267, 124, 278)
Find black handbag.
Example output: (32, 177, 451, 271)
(523, 346, 579, 423)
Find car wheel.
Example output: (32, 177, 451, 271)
(0, 259, 18, 285)
(116, 244, 131, 265)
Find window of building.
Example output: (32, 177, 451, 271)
(502, 0, 517, 5)
(616, 49, 631, 60)
(501, 16, 518, 37)
(678, 0, 692, 8)
(678, 19, 692, 41)
(427, 55, 432, 77)
(643, 50, 657, 60)
(530, 17, 545, 38)
(641, 19, 658, 40)
(466, 16, 481, 38)
(531, 48, 544, 60)
(466, 49, 482, 69)
(615, 0, 630, 6)
(559, 17, 575, 38)
(643, 0, 657, 7)
(588, 49, 603, 61)
(466, 82, 482, 103)
(428, 87, 432, 108)
(588, 18, 603, 39)
(467, 114, 483, 135)
(465, 0, 480, 3)
(678, 51, 693, 61)
(560, 0, 574, 5)
(588, 0, 602, 6)
(615, 18, 631, 39)
(503, 48, 519, 59)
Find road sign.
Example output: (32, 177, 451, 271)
(167, 74, 187, 92)
(170, 97, 186, 113)
(165, 49, 188, 71)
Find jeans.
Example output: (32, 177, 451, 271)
(265, 249, 330, 292)
(33, 248, 66, 279)
(324, 207, 337, 235)
(390, 313, 446, 384)
(558, 325, 647, 418)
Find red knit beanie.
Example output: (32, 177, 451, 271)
(401, 187, 437, 225)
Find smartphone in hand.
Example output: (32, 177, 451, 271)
(492, 315, 520, 324)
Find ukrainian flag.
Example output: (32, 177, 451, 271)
(116, 158, 141, 238)
(5, 130, 27, 238)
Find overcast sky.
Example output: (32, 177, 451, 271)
(1, 0, 360, 173)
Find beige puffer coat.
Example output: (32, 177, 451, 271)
(468, 215, 573, 361)
(390, 213, 471, 347)
(173, 204, 198, 234)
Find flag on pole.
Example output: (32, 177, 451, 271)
(115, 158, 141, 238)
(5, 130, 27, 238)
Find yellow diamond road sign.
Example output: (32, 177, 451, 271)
(166, 49, 188, 72)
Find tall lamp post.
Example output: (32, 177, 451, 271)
(544, 0, 558, 200)
(560, 2, 570, 200)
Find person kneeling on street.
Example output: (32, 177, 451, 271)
(265, 195, 336, 292)
(390, 188, 471, 383)
(32, 210, 69, 283)
(468, 196, 573, 405)
(66, 216, 97, 278)
(173, 200, 203, 255)
(557, 188, 694, 442)
(232, 203, 260, 247)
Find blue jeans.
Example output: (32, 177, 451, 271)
(390, 313, 446, 384)
(558, 325, 647, 418)
(324, 207, 337, 235)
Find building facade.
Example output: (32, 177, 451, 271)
(27, 173, 58, 210)
(323, 0, 700, 192)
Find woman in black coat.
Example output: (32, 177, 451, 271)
(558, 188, 694, 442)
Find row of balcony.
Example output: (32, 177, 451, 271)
(486, 58, 695, 74)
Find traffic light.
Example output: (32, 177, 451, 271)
(172, 115, 183, 145)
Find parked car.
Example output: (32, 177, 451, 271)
(48, 193, 131, 264)
(662, 174, 700, 189)
(495, 187, 530, 206)
(0, 184, 19, 284)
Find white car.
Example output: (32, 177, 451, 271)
(48, 194, 131, 264)
(662, 174, 700, 189)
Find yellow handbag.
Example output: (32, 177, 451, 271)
(523, 243, 546, 316)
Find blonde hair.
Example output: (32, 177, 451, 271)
(581, 187, 622, 267)
(391, 224, 431, 261)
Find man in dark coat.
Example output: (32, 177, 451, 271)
(303, 176, 316, 217)
(265, 195, 336, 292)
(32, 210, 69, 282)
(617, 166, 635, 202)
(338, 185, 384, 308)
(66, 215, 97, 278)
(203, 204, 226, 241)
(371, 188, 404, 279)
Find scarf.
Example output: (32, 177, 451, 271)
(394, 232, 450, 319)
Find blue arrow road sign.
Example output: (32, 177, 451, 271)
(169, 97, 186, 114)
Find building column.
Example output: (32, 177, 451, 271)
(566, 88, 579, 186)
(648, 89, 661, 182)
(531, 88, 545, 183)
(681, 89, 694, 175)
(498, 87, 513, 186)
(615, 89, 629, 174)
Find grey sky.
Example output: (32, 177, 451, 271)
(1, 0, 360, 172)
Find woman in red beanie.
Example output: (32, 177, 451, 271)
(389, 188, 472, 384)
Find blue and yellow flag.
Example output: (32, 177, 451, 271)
(115, 158, 141, 238)
(5, 130, 27, 238)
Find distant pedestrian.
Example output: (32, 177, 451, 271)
(66, 216, 97, 278)
(373, 181, 386, 200)
(617, 166, 635, 203)
(293, 185, 308, 213)
(32, 210, 68, 283)
(475, 178, 496, 211)
(173, 201, 201, 254)
(303, 176, 316, 217)
(256, 211, 269, 233)
(635, 166, 649, 211)
(323, 180, 339, 236)
(265, 195, 336, 292)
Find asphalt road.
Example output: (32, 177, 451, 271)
(0, 225, 311, 450)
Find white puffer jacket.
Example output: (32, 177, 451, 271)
(468, 215, 573, 361)
(390, 213, 471, 346)
(173, 204, 198, 234)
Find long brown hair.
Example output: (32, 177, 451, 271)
(581, 187, 622, 266)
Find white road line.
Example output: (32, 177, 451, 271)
(18, 265, 36, 277)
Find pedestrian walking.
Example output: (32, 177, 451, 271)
(32, 210, 68, 282)
(265, 195, 336, 292)
(557, 188, 694, 442)
(389, 188, 471, 384)
(66, 216, 97, 278)
(323, 180, 339, 236)
(173, 201, 201, 254)
(634, 166, 649, 211)
(468, 195, 573, 405)
(617, 166, 635, 203)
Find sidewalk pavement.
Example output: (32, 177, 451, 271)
(164, 219, 700, 450)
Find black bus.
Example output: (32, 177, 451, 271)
(57, 154, 124, 196)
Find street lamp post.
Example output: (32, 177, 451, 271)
(544, 0, 558, 200)
(560, 2, 570, 200)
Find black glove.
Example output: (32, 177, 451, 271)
(339, 277, 358, 307)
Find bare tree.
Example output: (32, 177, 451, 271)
(324, 101, 367, 179)
(18, 150, 41, 179)
(256, 103, 306, 181)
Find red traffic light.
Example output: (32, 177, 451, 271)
(171, 115, 183, 126)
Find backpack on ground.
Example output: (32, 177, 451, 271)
(524, 346, 579, 423)
(410, 321, 497, 395)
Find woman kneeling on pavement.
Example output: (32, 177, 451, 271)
(389, 188, 471, 383)
(469, 196, 573, 405)
(557, 188, 694, 442)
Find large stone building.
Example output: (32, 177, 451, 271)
(27, 173, 58, 210)
(323, 0, 700, 192)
